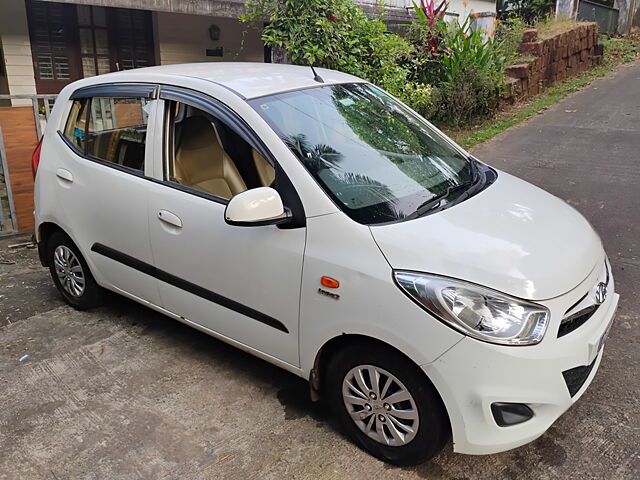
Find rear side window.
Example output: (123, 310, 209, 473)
(63, 99, 90, 152)
(63, 96, 150, 173)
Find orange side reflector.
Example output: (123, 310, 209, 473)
(321, 276, 340, 289)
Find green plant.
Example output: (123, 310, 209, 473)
(497, 0, 555, 24)
(495, 15, 525, 65)
(242, 0, 412, 95)
(409, 0, 448, 57)
(396, 82, 438, 119)
(434, 16, 507, 123)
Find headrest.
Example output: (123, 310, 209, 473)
(179, 116, 217, 150)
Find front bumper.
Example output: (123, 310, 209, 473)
(423, 265, 619, 455)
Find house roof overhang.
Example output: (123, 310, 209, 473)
(37, 0, 246, 18)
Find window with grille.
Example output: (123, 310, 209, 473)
(112, 9, 154, 71)
(27, 0, 74, 87)
(27, 1, 155, 93)
(77, 5, 111, 77)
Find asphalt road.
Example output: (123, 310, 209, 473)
(1, 61, 639, 479)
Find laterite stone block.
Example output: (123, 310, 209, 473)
(522, 29, 538, 43)
(505, 64, 530, 79)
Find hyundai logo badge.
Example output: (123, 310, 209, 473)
(594, 282, 607, 305)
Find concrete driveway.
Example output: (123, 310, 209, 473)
(1, 61, 639, 479)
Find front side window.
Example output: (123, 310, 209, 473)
(163, 100, 275, 200)
(250, 83, 479, 224)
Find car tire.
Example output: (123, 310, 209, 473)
(47, 231, 102, 310)
(325, 342, 450, 466)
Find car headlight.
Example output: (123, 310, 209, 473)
(394, 271, 549, 345)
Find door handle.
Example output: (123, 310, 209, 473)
(158, 210, 182, 228)
(56, 168, 73, 183)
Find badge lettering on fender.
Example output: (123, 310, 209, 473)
(318, 288, 340, 300)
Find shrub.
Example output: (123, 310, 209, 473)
(242, 0, 412, 95)
(429, 15, 506, 123)
(435, 65, 502, 124)
(497, 0, 555, 24)
(403, 1, 450, 87)
(395, 82, 438, 119)
(495, 15, 526, 65)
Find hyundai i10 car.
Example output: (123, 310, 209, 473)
(33, 63, 618, 465)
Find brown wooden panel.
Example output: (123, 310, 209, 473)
(0, 106, 38, 232)
(113, 102, 143, 126)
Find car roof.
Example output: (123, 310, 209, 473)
(82, 62, 364, 99)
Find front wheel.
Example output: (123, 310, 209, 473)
(47, 231, 102, 310)
(325, 342, 450, 466)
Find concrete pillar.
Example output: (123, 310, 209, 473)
(556, 0, 577, 19)
(0, 1, 37, 106)
(615, 0, 639, 34)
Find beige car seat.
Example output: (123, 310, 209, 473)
(174, 116, 246, 198)
(252, 150, 275, 187)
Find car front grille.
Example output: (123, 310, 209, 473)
(562, 357, 597, 397)
(558, 260, 610, 338)
(558, 304, 599, 338)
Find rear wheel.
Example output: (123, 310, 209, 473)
(47, 232, 101, 310)
(325, 342, 450, 466)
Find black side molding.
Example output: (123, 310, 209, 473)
(91, 243, 289, 334)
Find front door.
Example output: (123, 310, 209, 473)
(146, 89, 305, 366)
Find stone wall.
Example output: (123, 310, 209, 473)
(504, 22, 603, 99)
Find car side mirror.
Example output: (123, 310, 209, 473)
(224, 187, 292, 227)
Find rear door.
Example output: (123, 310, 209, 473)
(56, 83, 161, 304)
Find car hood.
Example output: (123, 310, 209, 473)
(370, 172, 603, 300)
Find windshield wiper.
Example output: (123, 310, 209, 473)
(407, 158, 482, 219)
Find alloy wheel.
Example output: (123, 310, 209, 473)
(53, 245, 85, 297)
(342, 364, 419, 446)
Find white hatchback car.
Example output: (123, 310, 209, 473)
(34, 63, 618, 465)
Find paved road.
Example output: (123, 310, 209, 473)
(1, 61, 639, 479)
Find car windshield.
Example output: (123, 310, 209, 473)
(249, 83, 475, 224)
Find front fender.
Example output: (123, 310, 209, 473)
(299, 213, 463, 378)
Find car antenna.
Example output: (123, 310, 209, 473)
(309, 63, 324, 83)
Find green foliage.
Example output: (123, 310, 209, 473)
(407, 0, 448, 59)
(497, 0, 555, 24)
(242, 0, 516, 127)
(495, 15, 526, 65)
(440, 18, 505, 85)
(242, 0, 411, 94)
(404, 2, 449, 86)
(403, 4, 511, 124)
(395, 82, 438, 119)
(424, 16, 507, 124)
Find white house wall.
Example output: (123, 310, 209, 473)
(0, 0, 37, 106)
(359, 0, 496, 18)
(454, 0, 497, 18)
(155, 12, 264, 65)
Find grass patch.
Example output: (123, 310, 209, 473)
(536, 17, 578, 39)
(444, 31, 640, 149)
(515, 53, 536, 64)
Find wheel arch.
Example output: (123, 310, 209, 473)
(309, 334, 449, 420)
(37, 222, 68, 266)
